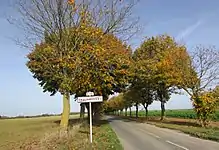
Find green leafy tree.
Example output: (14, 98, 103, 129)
(123, 88, 141, 118)
(129, 78, 154, 119)
(123, 90, 135, 116)
(122, 93, 134, 116)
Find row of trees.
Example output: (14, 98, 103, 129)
(105, 35, 219, 127)
(12, 0, 219, 128)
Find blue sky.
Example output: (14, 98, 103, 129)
(0, 0, 219, 116)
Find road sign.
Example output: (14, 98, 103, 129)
(77, 96, 103, 103)
(77, 94, 103, 144)
(86, 91, 94, 97)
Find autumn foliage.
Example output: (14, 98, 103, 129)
(192, 92, 218, 126)
(105, 35, 219, 126)
(22, 0, 219, 129)
(27, 24, 132, 125)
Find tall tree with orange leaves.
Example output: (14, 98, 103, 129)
(11, 0, 138, 127)
(27, 24, 132, 127)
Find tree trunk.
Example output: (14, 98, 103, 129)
(80, 103, 85, 120)
(144, 104, 149, 120)
(93, 103, 103, 122)
(160, 101, 165, 121)
(125, 108, 127, 116)
(135, 103, 138, 118)
(60, 93, 70, 128)
(129, 107, 132, 117)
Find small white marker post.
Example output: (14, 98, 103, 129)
(76, 92, 103, 144)
(89, 101, 92, 143)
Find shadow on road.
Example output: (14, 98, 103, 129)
(149, 119, 201, 127)
(108, 115, 201, 127)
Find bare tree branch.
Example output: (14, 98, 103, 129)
(9, 0, 140, 48)
(191, 45, 219, 91)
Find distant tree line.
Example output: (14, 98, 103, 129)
(0, 112, 81, 119)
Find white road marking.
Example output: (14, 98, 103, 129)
(147, 132, 161, 139)
(166, 140, 189, 150)
(138, 129, 161, 139)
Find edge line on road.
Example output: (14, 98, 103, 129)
(166, 140, 189, 150)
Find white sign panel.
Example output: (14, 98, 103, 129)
(77, 96, 103, 103)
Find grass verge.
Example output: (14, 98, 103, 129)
(0, 115, 122, 150)
(147, 121, 219, 142)
(71, 119, 123, 150)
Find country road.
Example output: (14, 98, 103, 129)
(107, 116, 219, 150)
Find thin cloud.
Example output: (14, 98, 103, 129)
(176, 20, 203, 41)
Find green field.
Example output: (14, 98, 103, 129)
(0, 115, 122, 150)
(131, 109, 219, 121)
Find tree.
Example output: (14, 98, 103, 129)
(133, 35, 190, 120)
(123, 88, 141, 118)
(128, 77, 154, 119)
(123, 90, 134, 117)
(14, 0, 136, 127)
(192, 91, 218, 126)
(72, 31, 133, 121)
(212, 86, 219, 107)
(27, 24, 132, 127)
(122, 93, 133, 116)
(104, 94, 125, 115)
(178, 46, 219, 126)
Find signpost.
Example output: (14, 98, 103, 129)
(76, 92, 103, 144)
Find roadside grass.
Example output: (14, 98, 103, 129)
(0, 115, 122, 150)
(148, 121, 219, 142)
(71, 120, 123, 150)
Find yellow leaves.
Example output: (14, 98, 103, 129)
(27, 15, 132, 98)
(192, 91, 218, 126)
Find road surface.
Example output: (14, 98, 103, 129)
(107, 116, 219, 150)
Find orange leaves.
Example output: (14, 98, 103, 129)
(27, 17, 132, 98)
(68, 0, 75, 5)
(133, 35, 192, 89)
(105, 94, 126, 111)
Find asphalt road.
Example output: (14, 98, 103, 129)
(107, 116, 219, 150)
